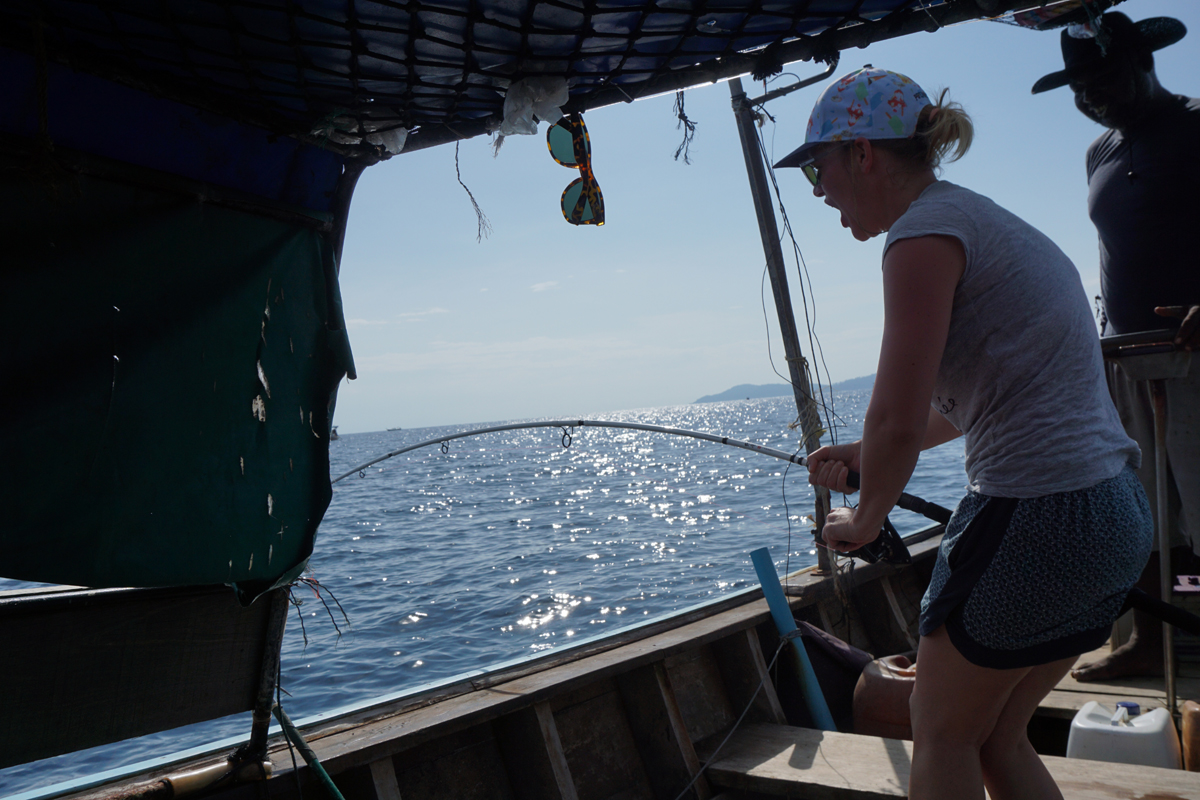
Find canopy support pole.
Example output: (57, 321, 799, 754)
(729, 76, 833, 573)
(246, 587, 291, 759)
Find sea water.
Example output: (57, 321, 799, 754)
(0, 391, 968, 796)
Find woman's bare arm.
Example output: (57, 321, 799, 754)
(820, 234, 963, 552)
(923, 406, 962, 450)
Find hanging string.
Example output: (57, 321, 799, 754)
(455, 140, 493, 242)
(672, 90, 697, 164)
(752, 119, 843, 450)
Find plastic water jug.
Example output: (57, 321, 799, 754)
(1066, 700, 1182, 769)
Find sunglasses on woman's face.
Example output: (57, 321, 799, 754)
(801, 142, 851, 188)
(547, 114, 604, 226)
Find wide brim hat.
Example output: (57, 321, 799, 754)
(1031, 12, 1186, 94)
(774, 67, 931, 169)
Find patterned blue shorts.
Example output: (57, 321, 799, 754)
(920, 465, 1153, 669)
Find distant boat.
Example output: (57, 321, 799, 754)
(330, 426, 339, 440)
(387, 427, 403, 431)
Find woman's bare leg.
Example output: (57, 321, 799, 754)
(979, 655, 1076, 800)
(908, 627, 1041, 800)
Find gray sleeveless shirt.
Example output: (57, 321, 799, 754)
(885, 181, 1138, 498)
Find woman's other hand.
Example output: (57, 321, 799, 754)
(807, 441, 862, 494)
(821, 506, 880, 553)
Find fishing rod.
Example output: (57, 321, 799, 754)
(332, 419, 955, 564)
(332, 419, 1200, 636)
(331, 418, 813, 483)
(332, 419, 951, 523)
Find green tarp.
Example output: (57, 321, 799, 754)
(2, 166, 353, 601)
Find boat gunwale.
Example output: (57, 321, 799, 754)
(49, 528, 941, 800)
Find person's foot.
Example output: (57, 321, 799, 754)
(1071, 639, 1163, 681)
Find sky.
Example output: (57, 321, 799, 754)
(334, 1, 1199, 434)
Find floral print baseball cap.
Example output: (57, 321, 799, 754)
(774, 67, 931, 169)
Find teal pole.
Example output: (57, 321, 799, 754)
(750, 547, 836, 731)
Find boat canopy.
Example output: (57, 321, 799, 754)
(1, 0, 1055, 162)
(0, 0, 1055, 601)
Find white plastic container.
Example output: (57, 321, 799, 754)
(1066, 700, 1182, 769)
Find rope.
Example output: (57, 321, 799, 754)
(454, 141, 492, 242)
(672, 91, 697, 164)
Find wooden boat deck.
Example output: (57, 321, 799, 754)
(704, 722, 1200, 799)
(1039, 637, 1200, 720)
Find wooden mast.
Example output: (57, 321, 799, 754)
(729, 74, 834, 573)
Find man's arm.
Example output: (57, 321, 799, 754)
(1155, 305, 1200, 352)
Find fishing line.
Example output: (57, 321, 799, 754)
(754, 120, 841, 448)
(749, 95, 843, 443)
(739, 94, 840, 435)
(756, 258, 842, 440)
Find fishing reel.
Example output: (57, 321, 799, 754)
(814, 468, 914, 565)
(815, 515, 911, 565)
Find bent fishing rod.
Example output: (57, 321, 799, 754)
(332, 419, 950, 521)
(333, 419, 953, 564)
(333, 419, 1200, 633)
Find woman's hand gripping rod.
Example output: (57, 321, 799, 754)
(811, 469, 954, 565)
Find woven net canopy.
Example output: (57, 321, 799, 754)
(2, 0, 1043, 160)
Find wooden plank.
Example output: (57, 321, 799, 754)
(745, 629, 788, 725)
(369, 758, 403, 800)
(704, 722, 1200, 799)
(1039, 689, 1170, 720)
(664, 645, 738, 744)
(880, 576, 917, 652)
(534, 702, 579, 800)
(781, 535, 942, 603)
(654, 662, 711, 800)
(614, 663, 709, 800)
(709, 629, 787, 727)
(551, 680, 653, 800)
(1054, 670, 1200, 700)
(0, 584, 274, 768)
(494, 706, 569, 800)
(388, 724, 515, 800)
(704, 723, 911, 798)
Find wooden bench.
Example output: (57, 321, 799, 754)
(702, 722, 1200, 799)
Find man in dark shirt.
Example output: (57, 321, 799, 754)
(1034, 12, 1199, 681)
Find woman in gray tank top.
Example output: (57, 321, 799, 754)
(775, 68, 1152, 800)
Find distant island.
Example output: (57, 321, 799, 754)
(694, 374, 875, 404)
